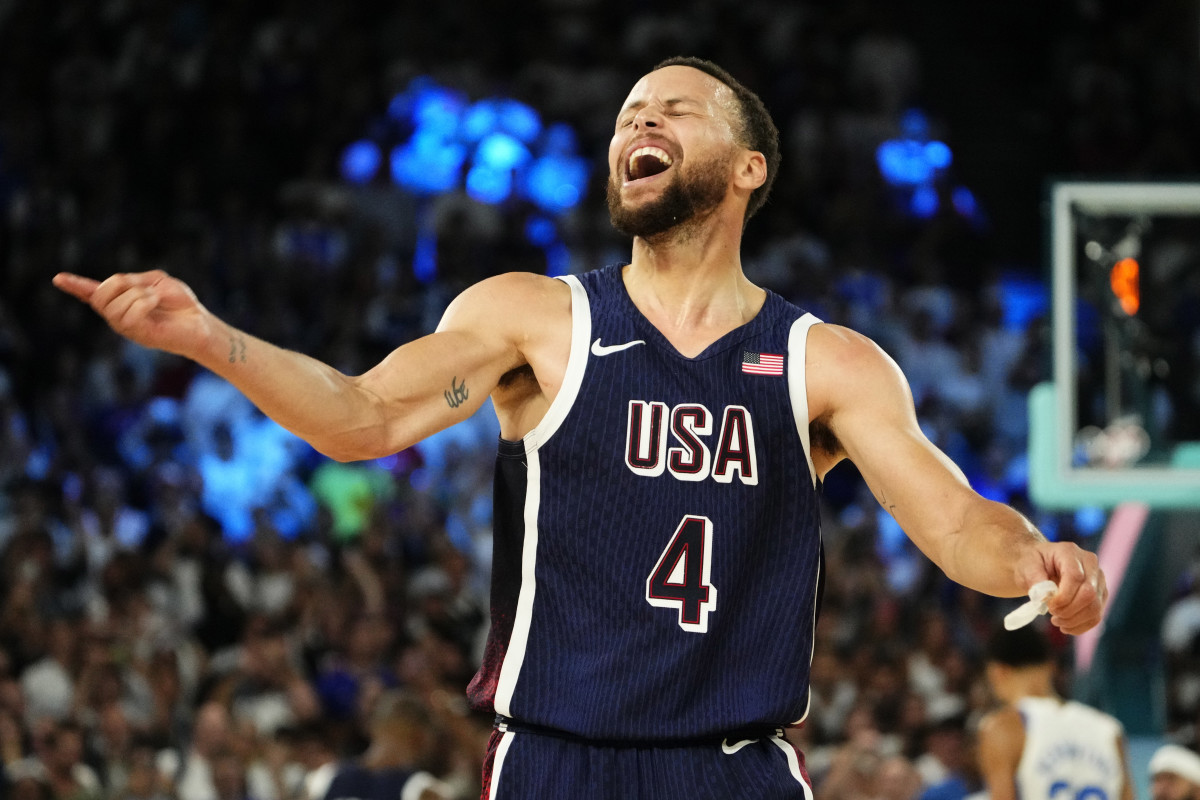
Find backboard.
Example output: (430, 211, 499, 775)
(1028, 181, 1200, 509)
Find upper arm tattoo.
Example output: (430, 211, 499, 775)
(444, 376, 469, 409)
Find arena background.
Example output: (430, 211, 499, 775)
(1, 1, 1199, 798)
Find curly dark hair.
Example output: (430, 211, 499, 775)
(652, 56, 781, 225)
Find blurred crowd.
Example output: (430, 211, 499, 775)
(2, 0, 1200, 799)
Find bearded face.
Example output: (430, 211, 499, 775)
(607, 148, 732, 239)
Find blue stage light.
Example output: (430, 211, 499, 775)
(496, 99, 542, 143)
(411, 84, 467, 136)
(524, 216, 557, 247)
(349, 75, 592, 279)
(951, 186, 977, 219)
(466, 164, 513, 204)
(475, 132, 531, 171)
(923, 141, 952, 169)
(543, 122, 578, 155)
(524, 154, 589, 213)
(900, 108, 930, 139)
(390, 132, 467, 195)
(339, 140, 381, 185)
(877, 140, 932, 186)
(386, 90, 413, 122)
(998, 273, 1049, 331)
(413, 229, 437, 285)
(545, 242, 570, 276)
(909, 184, 939, 218)
(461, 99, 500, 142)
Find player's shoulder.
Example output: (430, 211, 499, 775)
(1064, 699, 1125, 733)
(440, 272, 571, 329)
(807, 322, 895, 366)
(805, 322, 910, 417)
(458, 271, 572, 308)
(977, 705, 1025, 739)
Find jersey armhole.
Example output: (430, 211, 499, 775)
(787, 313, 822, 489)
(522, 275, 591, 451)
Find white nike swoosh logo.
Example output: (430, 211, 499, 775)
(721, 737, 758, 754)
(591, 338, 645, 356)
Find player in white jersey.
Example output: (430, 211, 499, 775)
(977, 625, 1133, 800)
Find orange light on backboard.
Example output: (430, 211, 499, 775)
(1110, 257, 1140, 315)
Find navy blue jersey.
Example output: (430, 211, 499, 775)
(467, 263, 823, 741)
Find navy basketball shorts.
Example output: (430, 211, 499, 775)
(480, 721, 814, 799)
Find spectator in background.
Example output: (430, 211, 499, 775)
(124, 739, 175, 800)
(69, 466, 150, 580)
(209, 615, 320, 740)
(89, 701, 135, 797)
(31, 720, 103, 800)
(170, 701, 234, 800)
(19, 618, 78, 728)
(224, 527, 300, 620)
(805, 649, 859, 747)
(210, 747, 254, 800)
(9, 775, 55, 800)
(1150, 744, 1200, 800)
(314, 612, 398, 727)
(143, 648, 194, 747)
(1163, 564, 1200, 731)
(324, 689, 453, 800)
(308, 460, 396, 545)
(288, 722, 339, 800)
(913, 712, 973, 800)
(819, 729, 919, 800)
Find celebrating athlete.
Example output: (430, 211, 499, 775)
(54, 57, 1107, 799)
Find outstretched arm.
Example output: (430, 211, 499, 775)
(807, 323, 1107, 634)
(53, 270, 562, 462)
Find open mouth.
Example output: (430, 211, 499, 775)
(626, 146, 673, 182)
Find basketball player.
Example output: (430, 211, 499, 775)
(977, 625, 1132, 800)
(1149, 744, 1200, 800)
(53, 57, 1107, 799)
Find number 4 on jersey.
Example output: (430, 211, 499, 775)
(646, 515, 718, 633)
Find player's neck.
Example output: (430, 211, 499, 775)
(1005, 678, 1059, 704)
(622, 255, 764, 349)
(625, 219, 763, 329)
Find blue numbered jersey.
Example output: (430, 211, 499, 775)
(467, 264, 824, 741)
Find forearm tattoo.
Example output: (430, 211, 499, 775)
(228, 333, 247, 363)
(444, 376, 469, 409)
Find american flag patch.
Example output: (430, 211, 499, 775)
(741, 351, 784, 375)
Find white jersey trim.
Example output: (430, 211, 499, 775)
(769, 737, 815, 800)
(491, 276, 588, 717)
(792, 543, 822, 727)
(523, 275, 591, 452)
(787, 312, 822, 727)
(493, 445, 541, 717)
(486, 729, 515, 800)
(786, 313, 822, 489)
